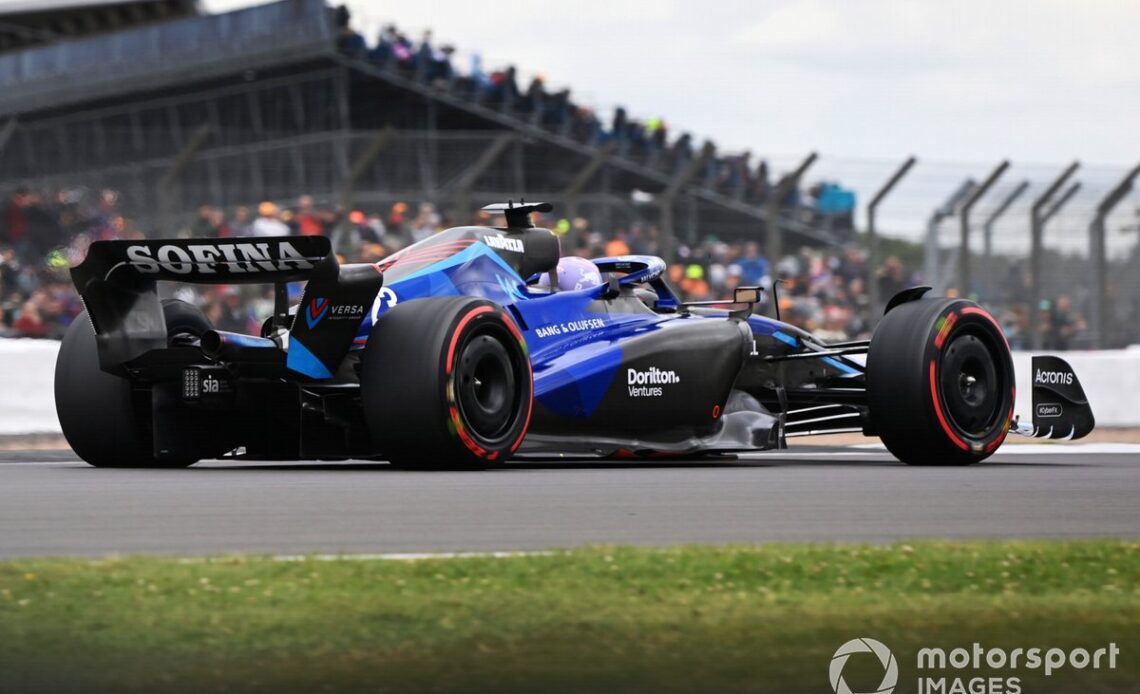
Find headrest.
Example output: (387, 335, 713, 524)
(518, 228, 560, 279)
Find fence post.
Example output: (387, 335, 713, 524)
(0, 119, 16, 160)
(561, 141, 616, 253)
(1088, 162, 1140, 348)
(924, 179, 975, 294)
(867, 156, 917, 320)
(447, 132, 514, 219)
(958, 160, 1010, 297)
(1040, 182, 1081, 227)
(157, 123, 214, 233)
(1028, 161, 1079, 350)
(331, 127, 393, 254)
(658, 141, 715, 264)
(981, 180, 1029, 302)
(765, 152, 817, 273)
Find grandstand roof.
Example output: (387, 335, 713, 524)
(0, 0, 162, 15)
(0, 0, 199, 53)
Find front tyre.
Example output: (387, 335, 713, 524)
(361, 297, 533, 469)
(867, 298, 1014, 465)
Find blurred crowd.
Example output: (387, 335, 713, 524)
(1, 185, 1088, 349)
(335, 9, 855, 224)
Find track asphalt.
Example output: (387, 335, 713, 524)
(0, 444, 1137, 558)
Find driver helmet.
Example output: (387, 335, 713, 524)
(536, 256, 603, 292)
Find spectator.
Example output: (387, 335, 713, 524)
(334, 5, 366, 59)
(0, 247, 20, 296)
(604, 233, 630, 257)
(1, 188, 30, 258)
(187, 205, 228, 238)
(428, 45, 455, 84)
(11, 299, 48, 337)
(523, 76, 545, 114)
(647, 117, 667, 151)
(369, 25, 396, 67)
(737, 242, 769, 286)
(409, 203, 440, 243)
(392, 33, 415, 70)
(250, 202, 290, 237)
(293, 195, 329, 236)
(877, 256, 906, 304)
(1046, 295, 1083, 351)
(231, 206, 253, 236)
(207, 207, 231, 238)
(751, 160, 771, 202)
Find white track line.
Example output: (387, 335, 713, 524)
(170, 551, 555, 564)
(8, 443, 1136, 469)
(851, 442, 1140, 455)
(272, 551, 555, 562)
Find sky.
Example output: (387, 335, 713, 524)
(204, 0, 1140, 167)
(200, 0, 1140, 256)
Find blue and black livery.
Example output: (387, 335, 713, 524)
(56, 201, 1093, 469)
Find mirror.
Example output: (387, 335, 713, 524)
(734, 286, 762, 304)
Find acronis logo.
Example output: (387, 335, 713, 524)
(306, 297, 330, 329)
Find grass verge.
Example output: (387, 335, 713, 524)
(1, 540, 1137, 693)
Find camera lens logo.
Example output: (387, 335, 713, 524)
(830, 638, 898, 694)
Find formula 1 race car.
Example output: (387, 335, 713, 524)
(55, 201, 1095, 469)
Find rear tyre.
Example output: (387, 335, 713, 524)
(867, 297, 1014, 466)
(55, 302, 212, 468)
(361, 297, 532, 469)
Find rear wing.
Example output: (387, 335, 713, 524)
(71, 237, 331, 288)
(70, 237, 382, 378)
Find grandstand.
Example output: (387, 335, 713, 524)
(14, 0, 1126, 351)
(0, 0, 850, 257)
(0, 0, 198, 53)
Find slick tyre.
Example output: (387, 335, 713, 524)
(867, 298, 1014, 466)
(361, 297, 532, 469)
(54, 302, 212, 468)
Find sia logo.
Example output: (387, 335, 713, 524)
(306, 297, 330, 329)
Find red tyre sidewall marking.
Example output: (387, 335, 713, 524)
(499, 312, 533, 455)
(446, 306, 495, 459)
(960, 305, 1016, 451)
(960, 305, 1010, 351)
(930, 305, 1015, 454)
(446, 306, 494, 374)
(445, 306, 533, 459)
(929, 359, 970, 451)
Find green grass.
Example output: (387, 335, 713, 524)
(1, 541, 1137, 693)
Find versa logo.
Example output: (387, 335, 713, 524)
(306, 298, 330, 329)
